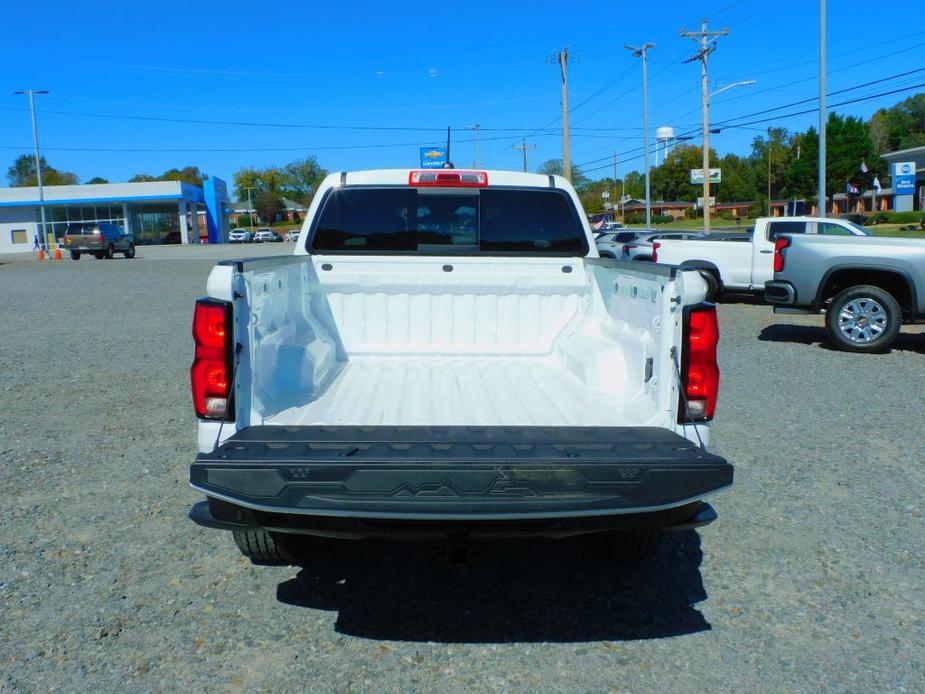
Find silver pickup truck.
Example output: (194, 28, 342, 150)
(765, 233, 925, 352)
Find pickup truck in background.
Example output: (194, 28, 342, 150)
(187, 169, 733, 565)
(651, 217, 868, 298)
(765, 233, 925, 352)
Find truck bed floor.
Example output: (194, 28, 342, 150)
(264, 356, 640, 428)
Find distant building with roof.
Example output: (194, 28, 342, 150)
(0, 177, 231, 254)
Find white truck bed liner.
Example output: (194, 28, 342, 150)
(266, 355, 628, 427)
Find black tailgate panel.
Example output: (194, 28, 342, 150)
(191, 426, 732, 520)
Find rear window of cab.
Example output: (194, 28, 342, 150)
(310, 187, 588, 256)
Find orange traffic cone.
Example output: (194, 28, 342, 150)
(38, 249, 46, 261)
(53, 247, 62, 261)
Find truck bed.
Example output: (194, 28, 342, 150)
(234, 256, 680, 431)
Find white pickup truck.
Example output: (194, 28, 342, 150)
(652, 216, 869, 296)
(187, 169, 733, 564)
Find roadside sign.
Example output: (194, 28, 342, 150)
(690, 168, 722, 185)
(419, 147, 448, 169)
(893, 161, 917, 195)
(696, 196, 716, 208)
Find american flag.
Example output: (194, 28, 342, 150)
(846, 182, 860, 195)
(860, 162, 869, 173)
(592, 219, 605, 230)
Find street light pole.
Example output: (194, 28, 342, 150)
(244, 186, 256, 227)
(818, 0, 827, 217)
(14, 89, 50, 250)
(625, 43, 655, 228)
(469, 124, 482, 168)
(768, 127, 773, 216)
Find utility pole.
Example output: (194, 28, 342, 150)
(767, 127, 773, 216)
(557, 48, 572, 181)
(445, 126, 452, 168)
(14, 89, 50, 250)
(625, 43, 655, 227)
(681, 18, 729, 232)
(612, 151, 618, 216)
(513, 139, 537, 173)
(818, 0, 827, 217)
(469, 124, 482, 168)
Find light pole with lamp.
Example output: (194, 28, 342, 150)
(244, 186, 257, 229)
(14, 89, 50, 252)
(624, 43, 655, 228)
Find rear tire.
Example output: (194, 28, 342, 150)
(70, 251, 80, 260)
(104, 244, 114, 259)
(825, 285, 901, 353)
(698, 270, 721, 301)
(232, 529, 294, 564)
(124, 244, 135, 259)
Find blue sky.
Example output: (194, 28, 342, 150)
(1, 0, 922, 189)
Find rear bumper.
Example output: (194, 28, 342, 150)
(189, 498, 719, 539)
(764, 280, 796, 305)
(189, 426, 733, 525)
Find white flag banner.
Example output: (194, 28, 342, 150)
(872, 176, 882, 191)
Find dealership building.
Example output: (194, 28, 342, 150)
(0, 177, 231, 254)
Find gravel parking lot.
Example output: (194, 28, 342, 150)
(1, 246, 923, 693)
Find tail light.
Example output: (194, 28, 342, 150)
(773, 237, 791, 273)
(679, 305, 720, 422)
(652, 242, 661, 263)
(191, 299, 234, 420)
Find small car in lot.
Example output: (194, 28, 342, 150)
(229, 228, 253, 243)
(62, 222, 135, 259)
(253, 228, 283, 242)
(285, 229, 300, 242)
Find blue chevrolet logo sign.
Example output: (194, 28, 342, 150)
(419, 147, 448, 169)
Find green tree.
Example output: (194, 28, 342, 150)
(869, 94, 925, 153)
(715, 153, 757, 203)
(750, 127, 791, 208)
(86, 176, 109, 184)
(129, 173, 157, 182)
(578, 177, 620, 216)
(158, 166, 205, 186)
(233, 166, 287, 201)
(621, 170, 645, 199)
(282, 156, 327, 206)
(7, 154, 79, 186)
(784, 127, 819, 199)
(536, 159, 588, 189)
(649, 144, 712, 202)
(254, 190, 285, 224)
(826, 113, 877, 198)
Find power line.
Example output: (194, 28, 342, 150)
(574, 65, 925, 166)
(0, 132, 567, 154)
(579, 79, 925, 175)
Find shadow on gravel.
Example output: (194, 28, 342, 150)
(758, 324, 925, 354)
(276, 530, 710, 643)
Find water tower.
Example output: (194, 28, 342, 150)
(655, 126, 676, 166)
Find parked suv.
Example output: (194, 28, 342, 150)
(62, 222, 135, 259)
(253, 228, 282, 242)
(228, 228, 253, 243)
